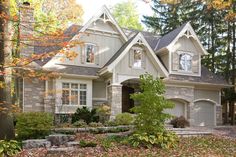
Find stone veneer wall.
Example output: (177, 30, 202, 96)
(164, 85, 223, 126)
(107, 85, 122, 119)
(23, 78, 45, 112)
(216, 106, 222, 125)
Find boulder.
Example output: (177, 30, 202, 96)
(22, 139, 51, 149)
(46, 134, 76, 146)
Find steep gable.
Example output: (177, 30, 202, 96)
(99, 32, 168, 78)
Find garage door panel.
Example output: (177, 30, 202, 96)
(165, 100, 185, 118)
(193, 101, 214, 126)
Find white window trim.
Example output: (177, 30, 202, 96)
(61, 82, 87, 106)
(177, 51, 194, 73)
(84, 43, 97, 64)
(132, 47, 143, 69)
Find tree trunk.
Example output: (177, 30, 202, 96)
(0, 0, 15, 140)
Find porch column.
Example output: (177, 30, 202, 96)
(108, 84, 122, 119)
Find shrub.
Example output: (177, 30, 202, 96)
(170, 116, 190, 128)
(0, 140, 21, 156)
(104, 120, 118, 127)
(71, 107, 99, 124)
(115, 113, 134, 125)
(96, 104, 111, 123)
(130, 74, 177, 147)
(129, 131, 178, 148)
(88, 122, 103, 127)
(79, 140, 97, 147)
(72, 120, 88, 127)
(16, 112, 53, 140)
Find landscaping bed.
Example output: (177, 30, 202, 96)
(16, 133, 236, 157)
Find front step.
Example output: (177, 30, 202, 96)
(168, 127, 212, 137)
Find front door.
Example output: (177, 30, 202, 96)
(122, 86, 134, 113)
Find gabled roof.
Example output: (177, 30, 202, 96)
(155, 22, 208, 55)
(104, 33, 137, 67)
(74, 5, 128, 42)
(100, 32, 169, 77)
(154, 23, 188, 51)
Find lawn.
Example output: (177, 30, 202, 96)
(16, 134, 236, 157)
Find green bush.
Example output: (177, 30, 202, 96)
(0, 140, 21, 157)
(170, 116, 190, 128)
(115, 113, 134, 125)
(130, 74, 177, 147)
(16, 112, 53, 140)
(79, 140, 97, 147)
(71, 107, 99, 124)
(104, 120, 118, 127)
(88, 122, 103, 127)
(129, 131, 178, 148)
(96, 104, 111, 123)
(72, 120, 88, 127)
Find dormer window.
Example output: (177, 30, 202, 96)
(85, 44, 96, 64)
(179, 53, 192, 71)
(133, 49, 142, 68)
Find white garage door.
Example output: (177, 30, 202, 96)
(165, 100, 185, 118)
(193, 101, 215, 126)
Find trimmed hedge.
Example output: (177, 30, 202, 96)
(16, 112, 53, 140)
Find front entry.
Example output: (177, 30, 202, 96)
(122, 86, 134, 113)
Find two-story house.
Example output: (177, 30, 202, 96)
(18, 3, 229, 126)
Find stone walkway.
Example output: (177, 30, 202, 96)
(191, 126, 236, 139)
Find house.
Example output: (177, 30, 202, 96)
(18, 3, 229, 127)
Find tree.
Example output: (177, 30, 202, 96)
(0, 1, 83, 139)
(129, 74, 177, 148)
(112, 0, 143, 30)
(0, 0, 15, 139)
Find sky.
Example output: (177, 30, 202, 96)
(76, 0, 153, 26)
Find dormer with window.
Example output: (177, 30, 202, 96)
(129, 47, 146, 69)
(80, 43, 99, 66)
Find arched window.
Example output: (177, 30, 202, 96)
(179, 53, 192, 71)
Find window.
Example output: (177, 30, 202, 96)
(62, 83, 87, 105)
(179, 53, 192, 71)
(133, 49, 142, 68)
(85, 44, 96, 63)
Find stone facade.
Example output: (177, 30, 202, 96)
(107, 85, 122, 119)
(19, 3, 34, 57)
(23, 78, 45, 112)
(216, 106, 223, 125)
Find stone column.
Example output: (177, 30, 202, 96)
(107, 84, 122, 119)
(216, 105, 222, 125)
(188, 102, 195, 126)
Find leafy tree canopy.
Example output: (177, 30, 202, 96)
(112, 0, 143, 30)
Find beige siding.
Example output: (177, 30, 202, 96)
(159, 52, 169, 71)
(49, 21, 123, 68)
(171, 36, 201, 75)
(115, 48, 159, 78)
(194, 89, 220, 104)
(93, 80, 106, 99)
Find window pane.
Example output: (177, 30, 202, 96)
(71, 83, 78, 89)
(71, 90, 78, 105)
(80, 91, 86, 105)
(80, 84, 87, 90)
(133, 49, 142, 68)
(62, 83, 69, 89)
(62, 90, 69, 105)
(86, 44, 95, 63)
(179, 54, 192, 71)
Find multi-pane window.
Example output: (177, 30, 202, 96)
(62, 83, 87, 105)
(133, 49, 142, 68)
(179, 53, 192, 71)
(85, 44, 96, 63)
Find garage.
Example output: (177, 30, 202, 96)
(192, 101, 215, 126)
(165, 100, 186, 118)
